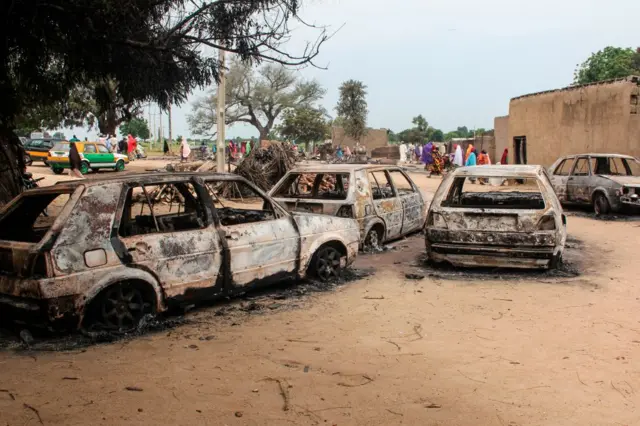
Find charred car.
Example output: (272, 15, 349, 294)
(0, 173, 359, 330)
(549, 153, 640, 215)
(425, 165, 566, 269)
(269, 165, 427, 249)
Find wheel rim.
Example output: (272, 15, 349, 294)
(116, 161, 124, 171)
(80, 162, 89, 174)
(365, 229, 380, 249)
(100, 283, 149, 330)
(315, 248, 341, 281)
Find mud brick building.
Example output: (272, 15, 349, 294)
(331, 127, 389, 155)
(494, 76, 640, 167)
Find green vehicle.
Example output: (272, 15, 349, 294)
(48, 142, 129, 174)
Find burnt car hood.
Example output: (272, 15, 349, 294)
(599, 176, 640, 187)
(291, 212, 359, 235)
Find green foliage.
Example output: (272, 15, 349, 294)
(278, 107, 329, 144)
(189, 60, 325, 140)
(574, 47, 640, 84)
(411, 115, 428, 132)
(335, 80, 368, 142)
(431, 129, 444, 142)
(120, 118, 151, 139)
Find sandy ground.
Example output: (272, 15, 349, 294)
(2, 163, 640, 425)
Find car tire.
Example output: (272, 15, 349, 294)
(363, 226, 383, 251)
(593, 192, 610, 216)
(52, 167, 64, 175)
(79, 161, 90, 175)
(115, 160, 125, 171)
(310, 245, 343, 282)
(549, 253, 562, 269)
(24, 154, 32, 166)
(87, 281, 156, 332)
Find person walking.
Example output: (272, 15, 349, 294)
(180, 137, 191, 162)
(465, 148, 477, 166)
(69, 134, 80, 142)
(500, 148, 509, 164)
(68, 142, 84, 178)
(104, 134, 112, 152)
(453, 144, 464, 167)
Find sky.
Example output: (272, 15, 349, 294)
(64, 0, 640, 141)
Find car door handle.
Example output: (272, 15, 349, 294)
(225, 232, 240, 241)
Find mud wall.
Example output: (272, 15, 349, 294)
(507, 77, 640, 167)
(494, 116, 509, 163)
(331, 127, 389, 155)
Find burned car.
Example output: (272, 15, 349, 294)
(0, 173, 359, 330)
(269, 165, 427, 249)
(425, 165, 566, 269)
(549, 153, 640, 215)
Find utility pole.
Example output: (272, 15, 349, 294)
(168, 103, 173, 146)
(216, 48, 226, 172)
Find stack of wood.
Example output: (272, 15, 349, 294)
(228, 142, 297, 193)
(297, 173, 336, 193)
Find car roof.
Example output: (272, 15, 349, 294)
(561, 153, 637, 160)
(451, 165, 543, 177)
(24, 172, 254, 194)
(288, 164, 404, 173)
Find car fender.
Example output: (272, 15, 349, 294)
(591, 186, 620, 210)
(298, 231, 358, 276)
(80, 267, 166, 313)
(361, 216, 386, 241)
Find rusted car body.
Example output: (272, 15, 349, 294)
(548, 154, 640, 215)
(425, 165, 567, 269)
(269, 164, 427, 248)
(0, 173, 359, 330)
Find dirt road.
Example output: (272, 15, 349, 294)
(2, 167, 640, 425)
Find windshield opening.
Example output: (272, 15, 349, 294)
(444, 176, 545, 210)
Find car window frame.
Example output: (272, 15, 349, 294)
(387, 169, 416, 195)
(553, 159, 573, 176)
(97, 144, 110, 154)
(83, 144, 97, 154)
(570, 156, 592, 177)
(203, 178, 287, 225)
(115, 179, 211, 238)
(369, 170, 397, 200)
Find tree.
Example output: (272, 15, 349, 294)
(1, 0, 329, 205)
(574, 47, 640, 85)
(412, 115, 428, 133)
(335, 80, 368, 143)
(431, 129, 444, 142)
(445, 131, 460, 141)
(188, 60, 324, 142)
(278, 107, 329, 146)
(120, 118, 151, 140)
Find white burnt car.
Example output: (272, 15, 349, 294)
(425, 165, 567, 269)
(270, 165, 427, 249)
(549, 153, 640, 215)
(0, 173, 359, 330)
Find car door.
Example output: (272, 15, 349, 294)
(368, 170, 403, 240)
(549, 158, 574, 203)
(115, 179, 224, 299)
(567, 156, 593, 204)
(82, 143, 99, 166)
(95, 143, 115, 167)
(204, 178, 299, 288)
(387, 169, 424, 234)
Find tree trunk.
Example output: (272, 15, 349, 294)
(0, 127, 25, 207)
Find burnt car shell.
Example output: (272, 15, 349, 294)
(0, 172, 360, 329)
(549, 154, 640, 214)
(269, 164, 427, 248)
(425, 165, 567, 269)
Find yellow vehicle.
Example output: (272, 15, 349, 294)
(47, 141, 129, 174)
(24, 138, 63, 165)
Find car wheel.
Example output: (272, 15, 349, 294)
(80, 161, 90, 175)
(115, 160, 125, 171)
(363, 226, 383, 251)
(593, 192, 610, 215)
(311, 245, 343, 282)
(549, 253, 562, 269)
(24, 154, 32, 166)
(92, 282, 155, 332)
(52, 167, 64, 175)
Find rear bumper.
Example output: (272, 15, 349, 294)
(0, 293, 79, 329)
(425, 229, 561, 269)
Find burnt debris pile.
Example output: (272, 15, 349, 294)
(230, 143, 297, 192)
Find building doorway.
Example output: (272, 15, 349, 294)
(514, 136, 527, 164)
